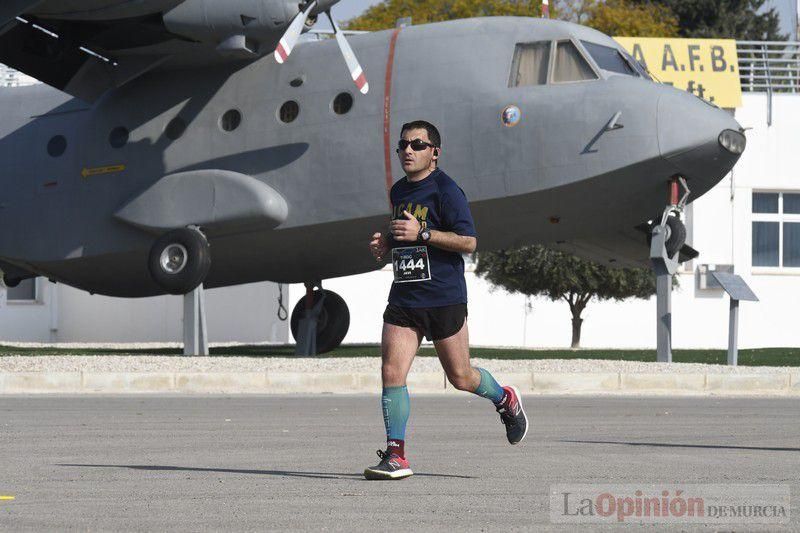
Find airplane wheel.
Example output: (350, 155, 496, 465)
(664, 216, 687, 257)
(290, 289, 350, 354)
(647, 216, 686, 257)
(2, 277, 21, 288)
(148, 227, 211, 295)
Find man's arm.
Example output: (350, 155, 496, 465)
(428, 230, 476, 254)
(389, 210, 477, 254)
(369, 232, 390, 263)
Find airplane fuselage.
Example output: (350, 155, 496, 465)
(0, 17, 742, 296)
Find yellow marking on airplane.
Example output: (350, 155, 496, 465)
(0, 496, 15, 500)
(81, 165, 126, 179)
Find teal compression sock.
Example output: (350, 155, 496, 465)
(473, 368, 505, 405)
(382, 385, 410, 441)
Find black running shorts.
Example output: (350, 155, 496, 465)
(382, 303, 468, 341)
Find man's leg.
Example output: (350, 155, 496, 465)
(363, 322, 421, 480)
(433, 320, 501, 400)
(434, 320, 529, 444)
(380, 322, 422, 459)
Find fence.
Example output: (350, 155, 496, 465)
(738, 40, 800, 93)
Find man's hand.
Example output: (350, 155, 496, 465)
(389, 210, 422, 242)
(369, 232, 389, 262)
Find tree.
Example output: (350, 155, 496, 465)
(582, 0, 679, 37)
(346, 0, 546, 31)
(475, 245, 659, 348)
(347, 0, 679, 38)
(628, 0, 786, 40)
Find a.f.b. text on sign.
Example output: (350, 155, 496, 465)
(615, 37, 742, 108)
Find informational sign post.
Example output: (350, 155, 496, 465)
(710, 272, 759, 366)
(615, 37, 743, 108)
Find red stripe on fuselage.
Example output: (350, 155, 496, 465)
(383, 28, 401, 205)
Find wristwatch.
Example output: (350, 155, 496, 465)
(418, 227, 431, 243)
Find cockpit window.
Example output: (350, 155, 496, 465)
(620, 48, 652, 80)
(509, 41, 550, 87)
(553, 41, 597, 83)
(581, 41, 637, 76)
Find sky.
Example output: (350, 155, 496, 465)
(315, 0, 384, 30)
(764, 0, 798, 40)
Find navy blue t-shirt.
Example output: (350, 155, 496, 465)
(387, 168, 477, 308)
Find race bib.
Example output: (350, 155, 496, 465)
(392, 246, 431, 283)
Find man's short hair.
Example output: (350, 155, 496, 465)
(401, 120, 441, 148)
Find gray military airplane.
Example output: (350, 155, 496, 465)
(0, 1, 745, 352)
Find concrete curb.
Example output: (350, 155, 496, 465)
(1, 371, 799, 395)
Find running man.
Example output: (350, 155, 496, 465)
(364, 120, 528, 481)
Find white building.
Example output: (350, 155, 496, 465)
(0, 69, 798, 349)
(0, 64, 38, 88)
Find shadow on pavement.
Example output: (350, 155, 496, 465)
(56, 464, 475, 480)
(560, 440, 800, 452)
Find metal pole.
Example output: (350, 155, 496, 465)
(727, 298, 739, 366)
(295, 282, 319, 356)
(763, 43, 773, 126)
(183, 285, 209, 356)
(49, 280, 59, 343)
(655, 267, 672, 363)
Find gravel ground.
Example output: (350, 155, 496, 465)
(0, 354, 795, 374)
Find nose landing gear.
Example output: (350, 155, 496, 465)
(650, 177, 697, 363)
(648, 177, 691, 264)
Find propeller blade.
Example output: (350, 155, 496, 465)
(274, 0, 317, 64)
(326, 11, 369, 94)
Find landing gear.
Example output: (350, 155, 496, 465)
(649, 177, 696, 363)
(647, 214, 687, 258)
(290, 285, 350, 354)
(148, 226, 211, 295)
(2, 276, 21, 288)
(649, 177, 692, 266)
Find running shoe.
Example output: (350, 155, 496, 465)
(363, 449, 413, 480)
(496, 385, 528, 444)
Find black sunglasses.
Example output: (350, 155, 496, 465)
(397, 139, 436, 152)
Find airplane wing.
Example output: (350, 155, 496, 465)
(1, 1, 40, 27)
(0, 0, 296, 103)
(0, 1, 192, 102)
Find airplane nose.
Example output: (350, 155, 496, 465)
(657, 90, 745, 189)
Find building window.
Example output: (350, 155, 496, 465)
(7, 278, 37, 301)
(752, 192, 800, 268)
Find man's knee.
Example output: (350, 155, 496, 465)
(382, 361, 407, 386)
(446, 367, 476, 391)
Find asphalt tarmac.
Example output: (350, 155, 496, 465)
(1, 395, 798, 531)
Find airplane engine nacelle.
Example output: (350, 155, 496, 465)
(163, 0, 333, 55)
